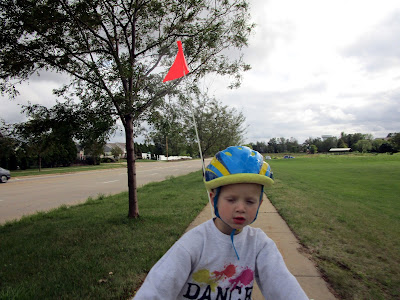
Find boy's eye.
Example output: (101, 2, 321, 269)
(225, 198, 235, 203)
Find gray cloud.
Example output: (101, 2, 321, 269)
(0, 100, 26, 124)
(222, 82, 400, 144)
(343, 10, 400, 72)
(0, 75, 66, 125)
(342, 90, 400, 129)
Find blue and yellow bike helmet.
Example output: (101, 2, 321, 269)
(205, 146, 274, 220)
(205, 146, 274, 191)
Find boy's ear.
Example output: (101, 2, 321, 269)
(209, 189, 217, 207)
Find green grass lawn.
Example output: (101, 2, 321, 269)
(266, 154, 400, 299)
(0, 171, 208, 299)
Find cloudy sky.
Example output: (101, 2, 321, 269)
(1, 0, 400, 144)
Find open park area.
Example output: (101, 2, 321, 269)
(266, 153, 400, 299)
(1, 153, 399, 299)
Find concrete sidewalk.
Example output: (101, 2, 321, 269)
(185, 195, 337, 300)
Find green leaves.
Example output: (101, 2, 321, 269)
(1, 0, 254, 98)
(148, 90, 246, 157)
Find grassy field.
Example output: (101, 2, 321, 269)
(266, 154, 400, 299)
(0, 171, 208, 299)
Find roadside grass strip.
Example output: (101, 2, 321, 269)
(11, 163, 128, 177)
(0, 171, 208, 299)
(266, 154, 400, 300)
(9, 159, 160, 178)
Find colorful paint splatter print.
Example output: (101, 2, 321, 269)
(182, 264, 254, 299)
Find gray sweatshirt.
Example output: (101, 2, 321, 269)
(134, 219, 308, 300)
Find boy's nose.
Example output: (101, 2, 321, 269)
(235, 202, 246, 212)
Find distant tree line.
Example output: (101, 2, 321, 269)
(0, 101, 116, 170)
(249, 132, 400, 154)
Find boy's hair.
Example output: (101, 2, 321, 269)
(204, 146, 274, 191)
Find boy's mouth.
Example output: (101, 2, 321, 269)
(233, 217, 246, 224)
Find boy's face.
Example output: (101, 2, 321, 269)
(210, 183, 263, 235)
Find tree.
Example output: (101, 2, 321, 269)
(12, 101, 114, 169)
(186, 92, 246, 157)
(148, 91, 246, 157)
(340, 132, 365, 149)
(74, 100, 117, 165)
(309, 145, 318, 154)
(337, 139, 348, 148)
(321, 137, 338, 152)
(303, 137, 323, 153)
(379, 142, 394, 153)
(83, 141, 105, 165)
(147, 98, 187, 157)
(14, 104, 79, 170)
(0, 0, 254, 218)
(277, 137, 287, 153)
(14, 108, 55, 171)
(287, 137, 299, 153)
(0, 119, 18, 169)
(390, 133, 400, 152)
(251, 141, 268, 153)
(371, 139, 384, 152)
(354, 140, 372, 153)
(111, 145, 124, 160)
(267, 138, 278, 153)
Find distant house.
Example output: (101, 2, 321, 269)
(141, 152, 151, 160)
(329, 148, 351, 154)
(376, 133, 398, 141)
(103, 143, 127, 159)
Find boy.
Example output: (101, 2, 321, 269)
(134, 146, 308, 299)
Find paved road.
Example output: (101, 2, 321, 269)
(0, 159, 211, 224)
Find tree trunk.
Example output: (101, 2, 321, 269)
(125, 114, 139, 218)
(38, 155, 41, 172)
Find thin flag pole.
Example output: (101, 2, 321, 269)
(187, 93, 205, 175)
(184, 82, 214, 218)
(163, 40, 214, 217)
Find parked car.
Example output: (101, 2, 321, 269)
(283, 155, 295, 159)
(0, 167, 11, 183)
(265, 155, 271, 160)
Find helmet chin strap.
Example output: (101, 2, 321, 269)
(213, 186, 264, 260)
(251, 186, 264, 224)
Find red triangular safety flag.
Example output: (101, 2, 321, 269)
(163, 41, 190, 82)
